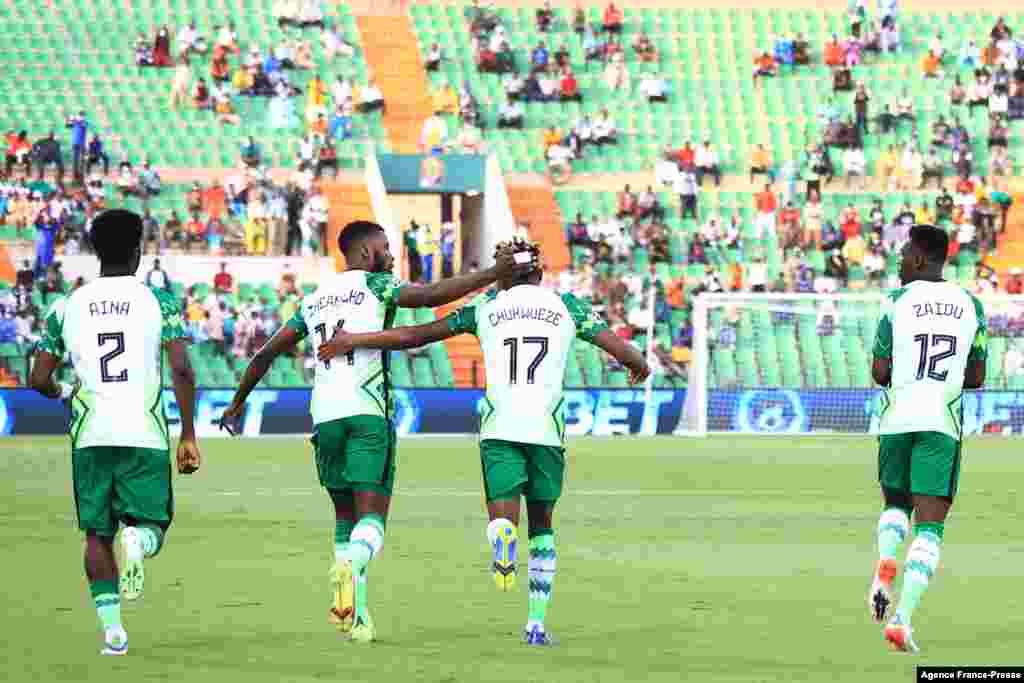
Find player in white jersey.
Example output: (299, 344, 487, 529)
(867, 224, 987, 653)
(319, 238, 650, 645)
(220, 220, 527, 643)
(29, 210, 200, 656)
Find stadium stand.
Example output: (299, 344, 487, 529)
(1, 1, 1023, 392)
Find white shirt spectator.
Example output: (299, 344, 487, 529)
(216, 26, 237, 48)
(957, 221, 976, 245)
(656, 157, 678, 186)
(700, 217, 721, 242)
(695, 144, 718, 168)
(747, 261, 768, 289)
(299, 136, 315, 164)
(929, 35, 945, 59)
(539, 74, 557, 98)
(332, 79, 353, 105)
(896, 95, 913, 116)
(420, 114, 448, 149)
(638, 75, 666, 99)
(323, 27, 354, 57)
(593, 114, 616, 139)
(1004, 345, 1024, 381)
(177, 25, 200, 52)
(672, 170, 697, 195)
(300, 0, 323, 24)
(489, 27, 507, 53)
(547, 144, 573, 166)
(990, 91, 1009, 115)
(845, 147, 866, 174)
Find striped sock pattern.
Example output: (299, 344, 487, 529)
(137, 525, 163, 558)
(527, 531, 556, 627)
(90, 579, 122, 631)
(349, 514, 385, 622)
(895, 523, 944, 625)
(335, 518, 355, 562)
(877, 507, 910, 561)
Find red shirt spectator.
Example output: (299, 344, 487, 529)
(213, 262, 233, 292)
(617, 186, 636, 216)
(824, 38, 843, 66)
(187, 214, 206, 239)
(956, 177, 975, 195)
(755, 188, 777, 214)
(779, 205, 801, 227)
(841, 214, 861, 240)
(676, 143, 695, 168)
(560, 71, 579, 98)
(603, 2, 623, 32)
(1007, 271, 1024, 294)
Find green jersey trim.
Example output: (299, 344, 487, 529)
(560, 292, 609, 342)
(966, 291, 988, 362)
(286, 308, 309, 339)
(365, 271, 405, 306)
(551, 397, 565, 442)
(39, 297, 67, 356)
(148, 286, 188, 342)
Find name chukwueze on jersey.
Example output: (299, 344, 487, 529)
(488, 305, 563, 328)
(309, 290, 366, 313)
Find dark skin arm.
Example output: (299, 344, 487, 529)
(221, 326, 302, 430)
(166, 338, 201, 474)
(591, 329, 651, 384)
(319, 318, 454, 361)
(964, 357, 985, 390)
(872, 356, 891, 387)
(393, 250, 525, 309)
(28, 350, 68, 400)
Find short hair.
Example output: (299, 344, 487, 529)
(909, 224, 949, 265)
(494, 236, 542, 283)
(337, 220, 385, 256)
(89, 209, 142, 265)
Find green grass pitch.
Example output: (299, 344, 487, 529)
(2, 435, 1023, 682)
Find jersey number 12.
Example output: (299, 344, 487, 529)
(913, 333, 957, 381)
(315, 321, 355, 368)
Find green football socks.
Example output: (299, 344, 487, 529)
(90, 579, 122, 631)
(527, 529, 556, 630)
(895, 522, 944, 625)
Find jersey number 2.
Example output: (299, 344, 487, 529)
(503, 336, 548, 385)
(913, 333, 957, 381)
(97, 332, 128, 383)
(315, 321, 355, 368)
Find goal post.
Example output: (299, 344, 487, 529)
(677, 292, 1019, 437)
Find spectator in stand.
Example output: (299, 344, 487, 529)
(1006, 268, 1024, 294)
(803, 189, 824, 247)
(753, 51, 778, 81)
(754, 184, 777, 239)
(64, 110, 89, 181)
(749, 144, 773, 183)
(5, 130, 31, 176)
(634, 33, 658, 63)
(638, 72, 668, 102)
(213, 261, 233, 293)
(420, 111, 449, 153)
(604, 53, 629, 91)
(145, 258, 171, 290)
(592, 109, 617, 145)
(177, 22, 207, 60)
(328, 104, 353, 141)
(192, 78, 211, 109)
(153, 25, 173, 67)
(535, 0, 554, 32)
(824, 34, 844, 66)
(358, 81, 385, 113)
(425, 42, 443, 72)
(185, 212, 206, 252)
(674, 166, 698, 220)
(85, 133, 109, 176)
(531, 42, 549, 69)
(316, 139, 338, 178)
(32, 132, 63, 182)
(240, 136, 261, 167)
(135, 34, 155, 67)
(138, 161, 162, 196)
(32, 203, 59, 278)
(497, 99, 524, 128)
(853, 81, 870, 133)
(603, 2, 623, 34)
(695, 140, 721, 187)
(844, 145, 866, 190)
(559, 68, 582, 102)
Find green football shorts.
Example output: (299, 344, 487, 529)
(479, 439, 566, 503)
(878, 431, 962, 499)
(72, 446, 173, 537)
(311, 415, 395, 497)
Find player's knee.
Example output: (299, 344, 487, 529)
(882, 487, 913, 516)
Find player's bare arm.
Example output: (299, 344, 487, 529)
(871, 357, 892, 387)
(394, 250, 525, 308)
(591, 329, 651, 384)
(166, 339, 200, 474)
(319, 318, 455, 362)
(28, 349, 74, 400)
(222, 326, 302, 427)
(963, 357, 985, 390)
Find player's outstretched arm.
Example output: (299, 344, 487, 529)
(319, 318, 456, 362)
(394, 250, 524, 308)
(591, 329, 651, 384)
(166, 338, 200, 474)
(222, 326, 302, 428)
(28, 350, 74, 400)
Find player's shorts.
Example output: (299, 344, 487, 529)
(878, 431, 961, 499)
(311, 415, 395, 497)
(479, 439, 565, 503)
(72, 446, 173, 537)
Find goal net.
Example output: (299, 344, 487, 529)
(677, 293, 1020, 436)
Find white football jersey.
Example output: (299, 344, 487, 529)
(873, 280, 987, 440)
(39, 276, 187, 450)
(287, 270, 403, 425)
(448, 285, 608, 446)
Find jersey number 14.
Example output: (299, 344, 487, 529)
(315, 321, 355, 368)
